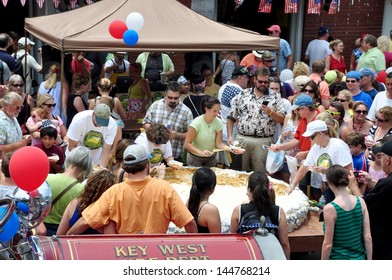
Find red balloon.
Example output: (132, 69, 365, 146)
(109, 20, 128, 39)
(9, 146, 50, 192)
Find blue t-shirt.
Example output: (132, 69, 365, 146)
(352, 151, 368, 172)
(352, 91, 372, 110)
(363, 88, 378, 100)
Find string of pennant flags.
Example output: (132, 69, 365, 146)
(233, 0, 339, 14)
(2, 0, 340, 14)
(1, 0, 95, 8)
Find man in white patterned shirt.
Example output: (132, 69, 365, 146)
(227, 67, 285, 172)
(143, 81, 193, 161)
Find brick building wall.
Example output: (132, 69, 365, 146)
(302, 0, 385, 70)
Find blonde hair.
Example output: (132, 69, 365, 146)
(97, 78, 112, 93)
(337, 89, 353, 108)
(378, 106, 392, 125)
(293, 61, 309, 78)
(316, 112, 339, 138)
(44, 63, 61, 89)
(37, 93, 54, 108)
(377, 35, 391, 52)
(329, 39, 343, 51)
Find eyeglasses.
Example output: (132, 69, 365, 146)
(334, 98, 347, 102)
(256, 79, 269, 84)
(43, 103, 56, 108)
(346, 79, 358, 84)
(303, 89, 315, 94)
(376, 117, 387, 123)
(355, 110, 367, 115)
(11, 84, 24, 87)
(166, 96, 180, 100)
(7, 103, 24, 110)
(327, 110, 341, 116)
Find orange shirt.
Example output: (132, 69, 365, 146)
(240, 53, 264, 69)
(82, 176, 194, 234)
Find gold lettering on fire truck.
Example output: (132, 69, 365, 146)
(114, 245, 148, 257)
(157, 244, 207, 255)
(114, 243, 208, 259)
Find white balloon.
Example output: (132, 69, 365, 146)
(126, 12, 144, 31)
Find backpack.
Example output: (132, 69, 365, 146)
(236, 206, 279, 236)
(13, 53, 29, 81)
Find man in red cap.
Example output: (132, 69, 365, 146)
(267, 24, 292, 71)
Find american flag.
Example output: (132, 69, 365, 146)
(53, 0, 60, 8)
(307, 0, 321, 14)
(328, 0, 338, 14)
(20, 0, 26, 6)
(2, 0, 8, 7)
(70, 0, 77, 9)
(284, 0, 298, 14)
(86, 0, 95, 4)
(36, 0, 44, 9)
(258, 0, 272, 13)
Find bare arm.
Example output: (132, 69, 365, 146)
(321, 204, 336, 260)
(278, 208, 290, 259)
(350, 51, 356, 71)
(99, 143, 112, 168)
(287, 164, 309, 193)
(73, 96, 86, 112)
(361, 198, 372, 260)
(324, 55, 331, 71)
(56, 199, 77, 235)
(226, 118, 235, 145)
(184, 219, 198, 233)
(66, 216, 90, 235)
(140, 80, 152, 112)
(204, 204, 222, 233)
(115, 97, 127, 120)
(67, 138, 78, 152)
(230, 205, 240, 233)
(286, 54, 293, 70)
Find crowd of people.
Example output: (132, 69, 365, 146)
(1, 25, 392, 260)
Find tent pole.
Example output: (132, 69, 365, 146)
(60, 52, 65, 120)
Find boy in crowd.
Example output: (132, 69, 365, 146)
(34, 125, 65, 174)
(346, 131, 368, 194)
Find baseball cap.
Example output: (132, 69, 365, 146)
(123, 144, 149, 164)
(346, 71, 361, 81)
(94, 104, 111, 127)
(262, 51, 275, 62)
(318, 26, 330, 36)
(267, 25, 281, 33)
(386, 67, 392, 74)
(18, 37, 35, 47)
(177, 75, 188, 85)
(232, 66, 250, 77)
(373, 140, 392, 157)
(291, 94, 314, 110)
(324, 70, 338, 85)
(252, 50, 265, 58)
(359, 67, 375, 78)
(303, 120, 328, 137)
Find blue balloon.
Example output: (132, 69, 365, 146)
(0, 207, 20, 242)
(123, 29, 139, 46)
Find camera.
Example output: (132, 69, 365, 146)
(262, 101, 269, 106)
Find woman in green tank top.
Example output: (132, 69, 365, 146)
(322, 165, 372, 260)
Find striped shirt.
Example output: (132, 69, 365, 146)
(324, 197, 367, 260)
